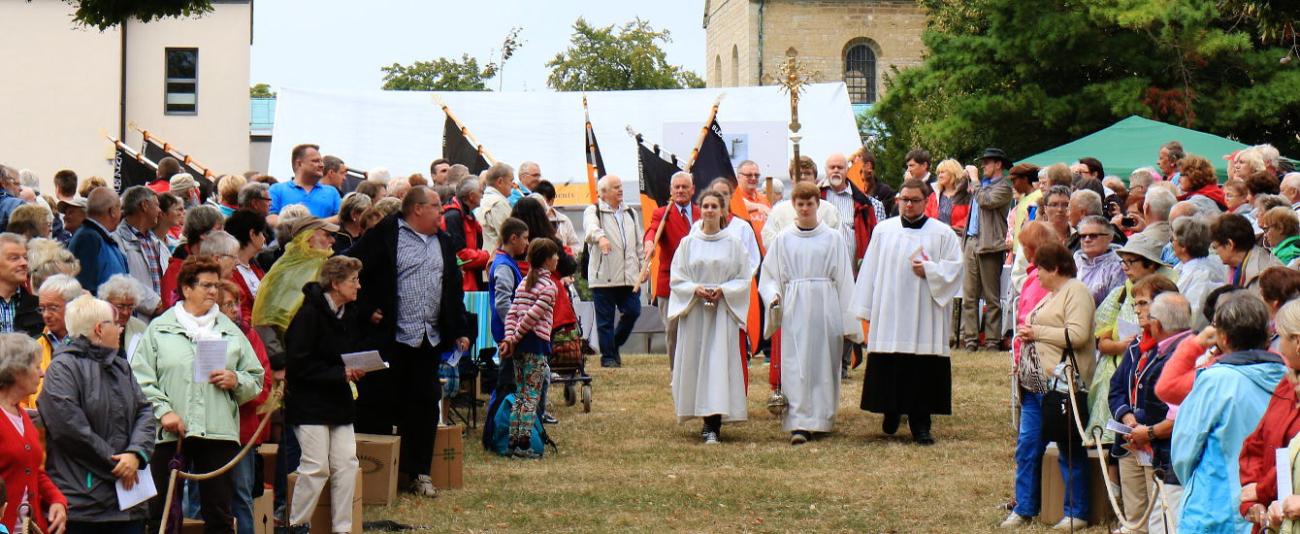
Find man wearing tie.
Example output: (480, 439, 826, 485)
(643, 172, 699, 368)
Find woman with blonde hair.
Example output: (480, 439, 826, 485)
(333, 192, 371, 254)
(28, 237, 80, 290)
(923, 158, 971, 234)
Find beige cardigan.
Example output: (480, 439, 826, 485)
(1028, 277, 1098, 389)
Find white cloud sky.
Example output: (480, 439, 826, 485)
(251, 0, 708, 93)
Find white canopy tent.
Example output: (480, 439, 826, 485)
(268, 82, 862, 206)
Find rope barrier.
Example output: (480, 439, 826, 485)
(157, 381, 284, 534)
(1063, 360, 1174, 533)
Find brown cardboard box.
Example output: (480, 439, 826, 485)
(1040, 443, 1119, 526)
(258, 443, 278, 490)
(181, 518, 205, 534)
(286, 470, 364, 534)
(251, 486, 274, 534)
(430, 424, 464, 489)
(355, 434, 401, 505)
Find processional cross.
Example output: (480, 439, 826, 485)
(776, 55, 815, 195)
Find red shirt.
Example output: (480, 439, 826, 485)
(643, 203, 699, 299)
(0, 407, 67, 532)
(238, 324, 274, 445)
(146, 180, 170, 194)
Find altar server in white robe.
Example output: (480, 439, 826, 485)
(759, 182, 861, 445)
(851, 179, 964, 445)
(670, 191, 754, 444)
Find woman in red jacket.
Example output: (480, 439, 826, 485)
(1239, 299, 1300, 530)
(0, 333, 67, 533)
(923, 159, 971, 235)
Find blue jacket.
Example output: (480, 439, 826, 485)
(1172, 349, 1285, 534)
(488, 250, 522, 343)
(0, 190, 25, 232)
(67, 219, 128, 292)
(1108, 330, 1192, 475)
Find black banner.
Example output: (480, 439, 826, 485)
(442, 116, 490, 175)
(142, 138, 215, 202)
(636, 141, 682, 207)
(114, 144, 156, 192)
(690, 119, 736, 194)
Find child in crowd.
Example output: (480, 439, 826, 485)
(498, 238, 560, 459)
(489, 218, 531, 345)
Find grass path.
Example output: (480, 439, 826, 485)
(368, 351, 1111, 533)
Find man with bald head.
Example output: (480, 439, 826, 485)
(69, 186, 129, 290)
(584, 174, 645, 367)
(818, 152, 885, 375)
(347, 184, 469, 497)
(643, 172, 699, 366)
(510, 161, 543, 206)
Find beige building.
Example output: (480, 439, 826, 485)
(0, 0, 252, 192)
(703, 0, 926, 104)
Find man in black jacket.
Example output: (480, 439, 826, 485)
(345, 186, 469, 498)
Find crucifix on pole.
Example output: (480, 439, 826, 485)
(776, 54, 815, 201)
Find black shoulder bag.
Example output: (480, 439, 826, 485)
(1040, 329, 1089, 447)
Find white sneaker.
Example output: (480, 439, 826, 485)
(406, 474, 438, 498)
(999, 512, 1033, 528)
(1051, 517, 1087, 530)
(702, 431, 720, 445)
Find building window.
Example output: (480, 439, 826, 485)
(713, 55, 721, 86)
(730, 45, 739, 86)
(165, 48, 198, 114)
(844, 43, 877, 104)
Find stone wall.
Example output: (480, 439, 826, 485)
(705, 0, 927, 101)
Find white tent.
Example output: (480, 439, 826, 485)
(268, 82, 861, 206)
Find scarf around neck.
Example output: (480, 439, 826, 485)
(173, 302, 222, 341)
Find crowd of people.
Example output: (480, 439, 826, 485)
(1, 136, 1300, 534)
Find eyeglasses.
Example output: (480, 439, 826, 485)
(897, 197, 925, 205)
(738, 172, 761, 179)
(1078, 233, 1108, 240)
(1046, 202, 1070, 209)
(109, 301, 135, 313)
(1120, 258, 1145, 266)
(193, 282, 220, 290)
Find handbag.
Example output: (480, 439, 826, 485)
(1039, 329, 1089, 447)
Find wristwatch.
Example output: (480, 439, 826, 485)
(1147, 427, 1156, 441)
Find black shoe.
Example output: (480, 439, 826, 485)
(601, 359, 621, 368)
(882, 413, 900, 435)
(914, 431, 935, 446)
(542, 413, 559, 425)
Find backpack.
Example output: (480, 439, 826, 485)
(482, 391, 557, 457)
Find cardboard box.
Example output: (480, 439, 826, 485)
(430, 424, 464, 490)
(181, 518, 205, 534)
(251, 486, 274, 534)
(258, 443, 278, 489)
(286, 470, 364, 534)
(355, 434, 401, 505)
(1040, 443, 1119, 527)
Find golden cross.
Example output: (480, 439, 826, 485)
(777, 55, 814, 133)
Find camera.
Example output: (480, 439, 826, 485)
(1121, 216, 1137, 228)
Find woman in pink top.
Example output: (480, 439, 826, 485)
(1013, 222, 1057, 370)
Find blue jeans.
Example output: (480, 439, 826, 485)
(1014, 390, 1089, 520)
(592, 286, 640, 363)
(231, 452, 257, 534)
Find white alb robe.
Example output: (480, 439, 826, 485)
(758, 224, 860, 432)
(668, 229, 753, 423)
(691, 216, 761, 274)
(851, 217, 964, 356)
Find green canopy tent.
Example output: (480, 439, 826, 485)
(1019, 115, 1248, 182)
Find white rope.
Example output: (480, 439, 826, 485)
(1062, 359, 1173, 533)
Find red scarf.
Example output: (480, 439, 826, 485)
(1178, 183, 1228, 211)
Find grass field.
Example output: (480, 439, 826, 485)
(368, 351, 1113, 533)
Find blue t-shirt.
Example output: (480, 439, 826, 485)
(268, 180, 341, 218)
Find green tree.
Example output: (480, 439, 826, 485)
(547, 18, 705, 91)
(250, 83, 276, 98)
(380, 54, 493, 91)
(871, 0, 1300, 182)
(55, 0, 213, 30)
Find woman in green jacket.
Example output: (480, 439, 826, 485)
(1261, 206, 1300, 266)
(131, 256, 265, 534)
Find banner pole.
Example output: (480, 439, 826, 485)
(130, 126, 214, 178)
(685, 94, 725, 172)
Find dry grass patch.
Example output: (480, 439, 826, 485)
(365, 351, 1111, 533)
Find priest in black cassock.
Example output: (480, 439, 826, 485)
(850, 179, 964, 445)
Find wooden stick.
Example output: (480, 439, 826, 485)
(130, 126, 214, 178)
(432, 95, 498, 165)
(105, 135, 159, 167)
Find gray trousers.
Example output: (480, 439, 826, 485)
(960, 240, 1005, 346)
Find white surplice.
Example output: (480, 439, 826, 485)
(760, 199, 843, 247)
(668, 228, 753, 423)
(851, 216, 964, 356)
(691, 216, 761, 275)
(758, 223, 860, 432)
